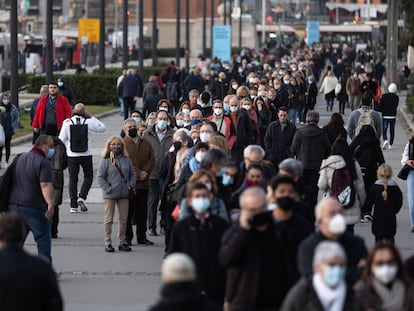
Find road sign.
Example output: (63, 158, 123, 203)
(78, 19, 100, 43)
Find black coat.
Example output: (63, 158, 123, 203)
(0, 245, 63, 311)
(264, 120, 297, 167)
(281, 278, 362, 311)
(220, 212, 312, 311)
(230, 110, 254, 163)
(291, 124, 331, 171)
(149, 282, 222, 311)
(298, 231, 368, 284)
(363, 182, 403, 237)
(168, 214, 228, 304)
(143, 93, 166, 117)
(379, 93, 399, 117)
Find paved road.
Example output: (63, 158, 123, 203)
(3, 92, 414, 311)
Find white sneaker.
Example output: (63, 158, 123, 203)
(388, 144, 392, 150)
(70, 208, 80, 213)
(77, 198, 88, 212)
(382, 140, 389, 150)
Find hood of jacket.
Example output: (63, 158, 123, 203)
(320, 155, 346, 170)
(299, 124, 326, 138)
(375, 178, 398, 186)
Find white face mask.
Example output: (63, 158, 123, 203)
(57, 81, 63, 87)
(195, 151, 206, 163)
(200, 132, 211, 143)
(243, 105, 251, 111)
(328, 214, 346, 235)
(214, 108, 223, 116)
(2, 99, 10, 105)
(250, 95, 255, 99)
(373, 265, 398, 284)
(232, 84, 238, 89)
(284, 80, 290, 85)
(159, 106, 168, 111)
(182, 108, 190, 115)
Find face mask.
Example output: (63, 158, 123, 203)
(328, 214, 346, 235)
(195, 151, 206, 163)
(148, 119, 156, 126)
(190, 119, 201, 126)
(128, 128, 138, 138)
(243, 105, 251, 111)
(223, 103, 229, 112)
(373, 265, 398, 284)
(182, 108, 190, 115)
(214, 108, 223, 116)
(57, 82, 63, 87)
(133, 117, 141, 124)
(2, 99, 10, 105)
(204, 182, 212, 192)
(199, 102, 207, 108)
(110, 146, 122, 154)
(246, 179, 261, 186)
(268, 202, 276, 211)
(323, 265, 345, 288)
(176, 119, 184, 127)
(191, 197, 210, 213)
(249, 77, 255, 83)
(216, 166, 227, 177)
(157, 120, 168, 130)
(200, 132, 211, 143)
(184, 122, 191, 127)
(249, 95, 255, 100)
(222, 174, 234, 186)
(230, 106, 238, 113)
(284, 80, 290, 85)
(159, 106, 168, 112)
(173, 141, 182, 151)
(353, 74, 358, 79)
(238, 68, 243, 74)
(277, 196, 295, 212)
(46, 148, 55, 159)
(232, 84, 238, 89)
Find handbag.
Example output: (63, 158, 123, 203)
(113, 161, 136, 201)
(397, 164, 411, 180)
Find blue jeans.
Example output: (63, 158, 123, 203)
(326, 98, 334, 111)
(9, 204, 52, 262)
(382, 118, 396, 145)
(407, 170, 414, 229)
(289, 108, 297, 124)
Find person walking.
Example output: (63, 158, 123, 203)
(8, 135, 55, 262)
(0, 213, 63, 311)
(118, 69, 143, 119)
(319, 70, 338, 112)
(32, 82, 72, 136)
(362, 164, 403, 245)
(400, 133, 414, 232)
(291, 111, 331, 210)
(0, 92, 19, 169)
(59, 103, 106, 213)
(96, 136, 136, 252)
(346, 71, 362, 111)
(123, 118, 155, 246)
(379, 83, 399, 150)
(354, 243, 414, 310)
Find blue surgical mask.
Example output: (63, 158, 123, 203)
(230, 106, 238, 113)
(176, 119, 184, 127)
(133, 117, 141, 124)
(157, 120, 168, 130)
(223, 103, 229, 112)
(323, 265, 345, 288)
(46, 148, 55, 159)
(216, 166, 227, 177)
(190, 119, 201, 126)
(222, 174, 234, 186)
(191, 197, 210, 213)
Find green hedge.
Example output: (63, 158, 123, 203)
(407, 95, 414, 114)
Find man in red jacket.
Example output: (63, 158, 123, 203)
(32, 82, 72, 136)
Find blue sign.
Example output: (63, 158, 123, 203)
(306, 21, 320, 46)
(212, 25, 231, 62)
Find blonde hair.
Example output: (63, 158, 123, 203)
(377, 163, 393, 201)
(209, 135, 230, 156)
(101, 136, 128, 158)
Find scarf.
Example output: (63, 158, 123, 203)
(31, 146, 46, 157)
(372, 278, 405, 311)
(312, 273, 346, 311)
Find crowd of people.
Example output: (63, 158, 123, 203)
(2, 43, 414, 310)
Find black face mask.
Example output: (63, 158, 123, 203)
(173, 141, 182, 151)
(248, 212, 269, 228)
(128, 128, 138, 138)
(277, 196, 295, 212)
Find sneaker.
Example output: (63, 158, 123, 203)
(388, 144, 392, 150)
(118, 244, 132, 252)
(382, 140, 389, 150)
(360, 214, 373, 223)
(70, 208, 80, 213)
(77, 198, 88, 212)
(105, 244, 115, 252)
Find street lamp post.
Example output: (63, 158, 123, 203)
(202, 0, 206, 57)
(176, 0, 181, 67)
(122, 0, 128, 69)
(210, 0, 214, 59)
(185, 0, 189, 72)
(10, 0, 18, 107)
(138, 0, 144, 77)
(45, 0, 53, 83)
(99, 0, 105, 74)
(152, 0, 157, 66)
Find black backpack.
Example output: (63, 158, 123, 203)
(70, 117, 88, 153)
(330, 167, 356, 209)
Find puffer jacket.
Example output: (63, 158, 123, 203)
(96, 154, 136, 199)
(318, 155, 366, 224)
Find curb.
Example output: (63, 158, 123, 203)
(10, 108, 121, 147)
(400, 106, 414, 132)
